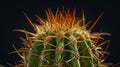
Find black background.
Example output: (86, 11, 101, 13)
(0, 0, 120, 67)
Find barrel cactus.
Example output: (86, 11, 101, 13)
(12, 8, 111, 67)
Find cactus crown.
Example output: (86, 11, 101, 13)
(12, 8, 111, 67)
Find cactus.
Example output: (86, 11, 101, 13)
(12, 8, 111, 67)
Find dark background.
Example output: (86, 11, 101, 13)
(0, 0, 120, 67)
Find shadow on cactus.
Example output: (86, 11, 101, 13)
(12, 8, 112, 67)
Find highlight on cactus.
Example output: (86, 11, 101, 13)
(12, 8, 111, 67)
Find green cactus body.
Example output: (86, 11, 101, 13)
(13, 8, 110, 67)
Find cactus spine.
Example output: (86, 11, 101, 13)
(13, 8, 110, 67)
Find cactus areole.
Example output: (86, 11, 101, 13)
(13, 8, 111, 67)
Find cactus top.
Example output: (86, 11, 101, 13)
(15, 8, 110, 41)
